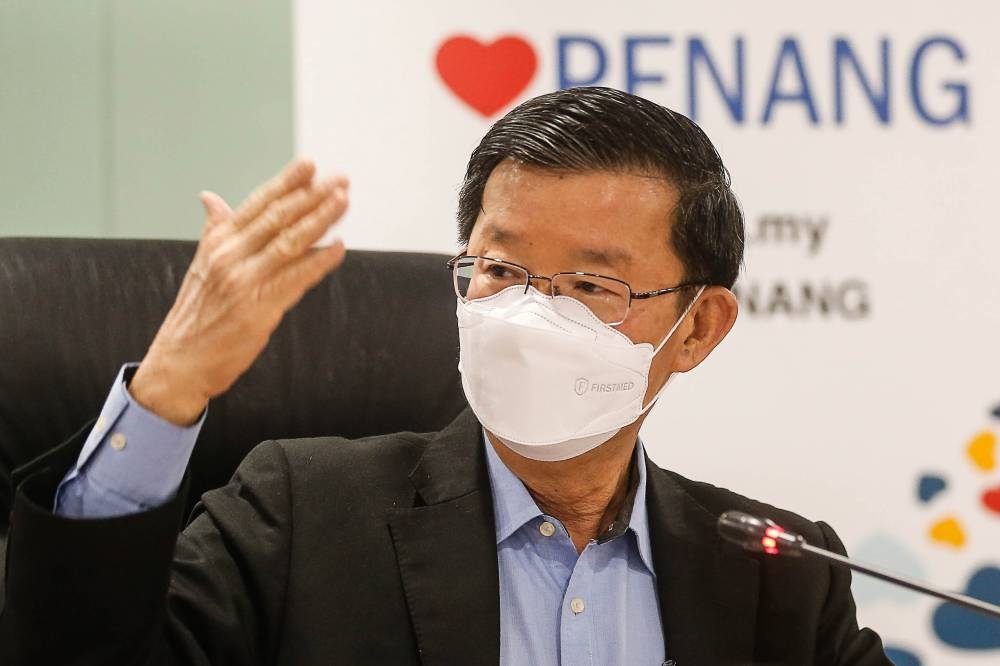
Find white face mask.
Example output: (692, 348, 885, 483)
(456, 284, 705, 461)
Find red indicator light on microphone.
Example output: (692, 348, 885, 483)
(765, 526, 784, 539)
(762, 536, 777, 549)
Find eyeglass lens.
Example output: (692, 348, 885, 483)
(453, 257, 630, 325)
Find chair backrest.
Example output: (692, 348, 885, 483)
(0, 238, 467, 524)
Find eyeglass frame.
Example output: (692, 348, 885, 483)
(447, 253, 707, 326)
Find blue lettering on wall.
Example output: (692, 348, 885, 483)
(625, 37, 673, 95)
(554, 34, 971, 128)
(557, 36, 607, 89)
(834, 38, 890, 124)
(688, 37, 745, 123)
(910, 37, 970, 126)
(762, 38, 819, 125)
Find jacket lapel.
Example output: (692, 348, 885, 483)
(645, 459, 760, 665)
(388, 409, 501, 666)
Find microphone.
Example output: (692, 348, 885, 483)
(718, 510, 1000, 621)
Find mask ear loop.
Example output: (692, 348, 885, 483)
(640, 284, 707, 412)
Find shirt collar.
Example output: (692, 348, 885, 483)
(483, 430, 542, 545)
(482, 430, 656, 576)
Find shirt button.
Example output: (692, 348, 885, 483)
(539, 521, 556, 537)
(110, 433, 127, 451)
(570, 597, 586, 614)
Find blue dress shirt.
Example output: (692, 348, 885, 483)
(55, 366, 666, 664)
(485, 434, 666, 665)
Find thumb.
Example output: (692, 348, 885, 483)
(199, 190, 233, 227)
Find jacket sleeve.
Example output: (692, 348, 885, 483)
(1, 428, 293, 666)
(812, 520, 892, 666)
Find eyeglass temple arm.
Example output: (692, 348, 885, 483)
(631, 283, 705, 299)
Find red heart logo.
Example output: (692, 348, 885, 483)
(435, 35, 538, 117)
(983, 485, 1000, 516)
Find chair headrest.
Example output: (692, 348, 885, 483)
(0, 238, 467, 520)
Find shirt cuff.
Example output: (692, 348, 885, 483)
(56, 363, 207, 513)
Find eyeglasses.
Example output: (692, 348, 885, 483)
(448, 254, 704, 326)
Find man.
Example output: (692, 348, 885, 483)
(1, 88, 889, 664)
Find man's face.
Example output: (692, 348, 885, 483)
(465, 159, 693, 405)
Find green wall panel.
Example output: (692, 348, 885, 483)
(0, 0, 294, 240)
(0, 1, 109, 237)
(108, 1, 294, 239)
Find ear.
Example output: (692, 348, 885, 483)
(670, 286, 738, 373)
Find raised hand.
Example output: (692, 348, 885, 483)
(129, 158, 349, 425)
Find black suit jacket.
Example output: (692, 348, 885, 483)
(2, 408, 888, 665)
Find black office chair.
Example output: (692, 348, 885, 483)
(0, 238, 468, 567)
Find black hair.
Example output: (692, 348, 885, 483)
(457, 87, 745, 290)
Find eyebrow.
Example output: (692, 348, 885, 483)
(481, 221, 633, 269)
(485, 223, 518, 245)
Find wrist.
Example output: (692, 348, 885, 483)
(130, 356, 208, 427)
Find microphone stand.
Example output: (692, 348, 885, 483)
(718, 510, 1000, 621)
(800, 542, 1000, 620)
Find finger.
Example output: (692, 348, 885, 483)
(248, 184, 349, 279)
(199, 191, 233, 231)
(231, 158, 316, 230)
(262, 241, 347, 311)
(238, 177, 341, 257)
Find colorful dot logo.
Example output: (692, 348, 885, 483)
(920, 427, 998, 549)
(910, 405, 1000, 653)
(877, 403, 1000, 664)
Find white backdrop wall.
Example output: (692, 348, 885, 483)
(294, 1, 999, 662)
